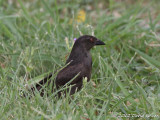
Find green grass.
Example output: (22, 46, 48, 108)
(0, 0, 160, 119)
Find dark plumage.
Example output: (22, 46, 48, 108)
(33, 35, 105, 97)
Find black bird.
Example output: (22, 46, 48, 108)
(33, 35, 105, 97)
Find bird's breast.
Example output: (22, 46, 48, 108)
(84, 52, 92, 67)
(82, 53, 92, 81)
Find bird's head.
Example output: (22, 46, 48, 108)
(74, 35, 105, 50)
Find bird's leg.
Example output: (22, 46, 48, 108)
(68, 82, 83, 95)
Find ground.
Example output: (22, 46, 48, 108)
(0, 0, 160, 119)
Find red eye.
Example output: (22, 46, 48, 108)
(90, 38, 94, 42)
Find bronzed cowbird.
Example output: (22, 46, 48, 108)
(33, 35, 105, 97)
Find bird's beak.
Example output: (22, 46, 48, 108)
(95, 39, 105, 45)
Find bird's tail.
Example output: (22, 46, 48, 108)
(35, 73, 52, 90)
(30, 73, 53, 96)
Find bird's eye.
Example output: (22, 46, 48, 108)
(90, 38, 94, 43)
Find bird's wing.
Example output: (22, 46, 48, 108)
(55, 63, 85, 86)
